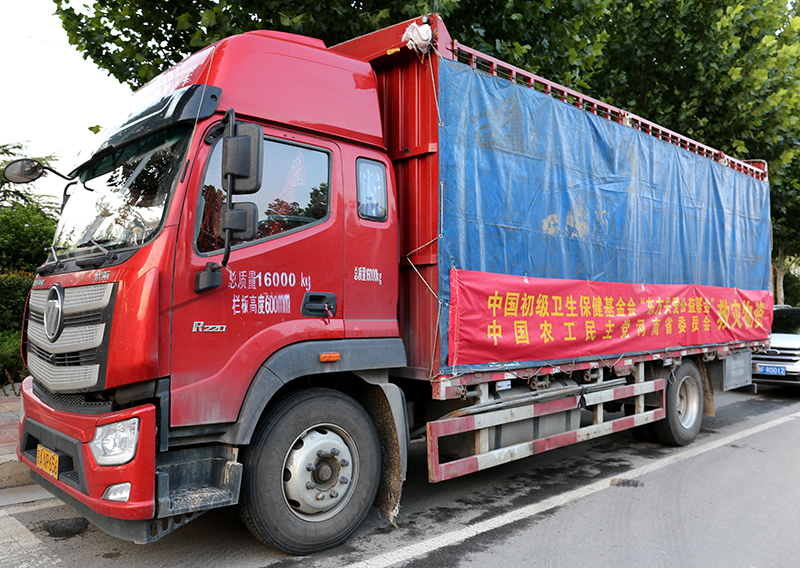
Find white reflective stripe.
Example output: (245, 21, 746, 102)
(575, 421, 614, 442)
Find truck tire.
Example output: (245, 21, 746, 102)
(653, 360, 704, 446)
(239, 388, 381, 554)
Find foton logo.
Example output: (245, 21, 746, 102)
(192, 322, 227, 333)
(44, 284, 65, 343)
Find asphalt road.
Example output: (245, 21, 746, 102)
(2, 385, 799, 568)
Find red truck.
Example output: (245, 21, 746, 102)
(7, 15, 772, 555)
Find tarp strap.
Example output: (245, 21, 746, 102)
(404, 237, 439, 301)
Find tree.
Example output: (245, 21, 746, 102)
(0, 203, 56, 272)
(587, 1, 800, 170)
(0, 143, 56, 207)
(781, 268, 800, 307)
(583, 0, 800, 303)
(770, 160, 800, 303)
(0, 143, 58, 270)
(53, 0, 610, 90)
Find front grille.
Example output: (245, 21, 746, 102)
(27, 283, 115, 392)
(752, 348, 800, 366)
(28, 342, 99, 366)
(59, 470, 81, 490)
(32, 380, 113, 414)
(29, 311, 104, 327)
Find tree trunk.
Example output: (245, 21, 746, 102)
(774, 243, 799, 306)
(775, 244, 785, 305)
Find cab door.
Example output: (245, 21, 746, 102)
(170, 125, 344, 427)
(343, 148, 399, 338)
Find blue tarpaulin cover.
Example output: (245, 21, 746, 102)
(436, 57, 772, 371)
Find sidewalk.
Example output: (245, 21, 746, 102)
(0, 383, 61, 506)
(0, 383, 30, 490)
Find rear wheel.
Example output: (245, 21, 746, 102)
(239, 389, 381, 554)
(653, 360, 704, 446)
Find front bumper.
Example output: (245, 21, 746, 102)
(751, 359, 800, 385)
(751, 373, 800, 385)
(16, 377, 156, 522)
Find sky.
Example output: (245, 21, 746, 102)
(0, 0, 133, 201)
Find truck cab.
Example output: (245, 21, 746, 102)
(16, 27, 408, 554)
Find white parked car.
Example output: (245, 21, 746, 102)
(752, 306, 800, 385)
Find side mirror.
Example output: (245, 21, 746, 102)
(195, 109, 264, 294)
(3, 159, 44, 183)
(222, 123, 263, 194)
(220, 202, 258, 240)
(195, 263, 223, 294)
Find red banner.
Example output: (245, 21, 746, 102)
(448, 269, 773, 367)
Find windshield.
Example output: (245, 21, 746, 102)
(50, 126, 191, 261)
(772, 310, 800, 334)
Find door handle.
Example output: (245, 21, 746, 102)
(301, 292, 337, 318)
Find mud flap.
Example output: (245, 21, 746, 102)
(357, 376, 407, 525)
(699, 360, 715, 418)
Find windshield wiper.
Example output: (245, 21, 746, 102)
(36, 246, 66, 275)
(75, 239, 119, 270)
(77, 239, 118, 262)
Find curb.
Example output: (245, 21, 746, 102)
(1, 383, 30, 490)
(0, 454, 31, 490)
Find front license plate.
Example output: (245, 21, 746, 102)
(36, 444, 59, 480)
(757, 364, 786, 376)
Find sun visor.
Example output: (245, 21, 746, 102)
(70, 84, 222, 177)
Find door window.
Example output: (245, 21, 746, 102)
(356, 158, 387, 222)
(197, 136, 330, 253)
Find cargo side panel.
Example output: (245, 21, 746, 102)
(436, 57, 772, 372)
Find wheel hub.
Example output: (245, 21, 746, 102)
(315, 463, 333, 484)
(677, 376, 700, 430)
(283, 427, 354, 518)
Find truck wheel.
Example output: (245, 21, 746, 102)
(653, 360, 703, 446)
(239, 389, 381, 555)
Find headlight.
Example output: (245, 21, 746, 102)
(89, 418, 140, 466)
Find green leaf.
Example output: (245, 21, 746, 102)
(753, 68, 770, 85)
(568, 47, 578, 65)
(176, 13, 193, 31)
(200, 10, 217, 28)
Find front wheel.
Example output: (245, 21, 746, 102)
(239, 389, 381, 554)
(653, 360, 704, 446)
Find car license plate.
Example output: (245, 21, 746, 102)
(757, 364, 786, 376)
(36, 444, 59, 480)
